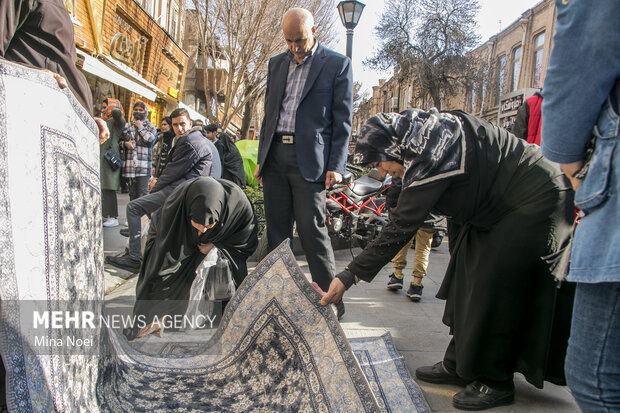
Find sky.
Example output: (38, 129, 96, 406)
(330, 0, 544, 94)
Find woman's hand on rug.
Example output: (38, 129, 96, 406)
(319, 278, 346, 306)
(198, 242, 215, 255)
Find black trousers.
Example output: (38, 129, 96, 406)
(262, 142, 336, 291)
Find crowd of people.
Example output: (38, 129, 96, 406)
(2, 0, 619, 412)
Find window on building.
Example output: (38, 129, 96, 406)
(497, 55, 506, 105)
(470, 81, 477, 112)
(531, 32, 545, 88)
(139, 0, 155, 16)
(159, 0, 168, 29)
(170, 4, 179, 41)
(481, 67, 488, 104)
(512, 46, 521, 91)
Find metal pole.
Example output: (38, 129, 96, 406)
(346, 28, 354, 59)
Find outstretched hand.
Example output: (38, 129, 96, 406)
(314, 278, 346, 306)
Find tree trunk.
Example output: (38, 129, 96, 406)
(430, 86, 442, 111)
(240, 94, 256, 139)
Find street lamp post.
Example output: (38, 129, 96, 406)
(337, 0, 365, 59)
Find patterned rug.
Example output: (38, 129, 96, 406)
(0, 59, 429, 412)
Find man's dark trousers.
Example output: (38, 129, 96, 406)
(262, 141, 336, 292)
(126, 186, 174, 260)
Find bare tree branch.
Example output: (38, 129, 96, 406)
(365, 0, 481, 109)
(187, 0, 337, 132)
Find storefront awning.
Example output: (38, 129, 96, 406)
(78, 53, 158, 101)
(178, 101, 206, 123)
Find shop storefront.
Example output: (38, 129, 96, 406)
(69, 0, 188, 124)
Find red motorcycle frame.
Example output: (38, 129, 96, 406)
(326, 167, 391, 248)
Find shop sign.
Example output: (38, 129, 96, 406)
(110, 32, 147, 71)
(167, 87, 179, 98)
(500, 94, 523, 115)
(157, 65, 174, 82)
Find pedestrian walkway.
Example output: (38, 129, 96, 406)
(103, 192, 579, 412)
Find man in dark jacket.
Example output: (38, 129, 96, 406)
(106, 108, 221, 272)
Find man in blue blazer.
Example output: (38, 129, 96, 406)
(255, 8, 353, 318)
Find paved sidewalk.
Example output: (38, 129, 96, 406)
(103, 192, 579, 412)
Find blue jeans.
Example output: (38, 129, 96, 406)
(127, 176, 150, 201)
(565, 282, 620, 412)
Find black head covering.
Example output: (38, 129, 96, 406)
(353, 108, 466, 187)
(131, 177, 258, 331)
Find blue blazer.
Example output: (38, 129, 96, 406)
(257, 43, 353, 182)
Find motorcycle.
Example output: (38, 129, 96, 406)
(326, 166, 392, 249)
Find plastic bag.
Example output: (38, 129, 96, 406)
(184, 247, 219, 329)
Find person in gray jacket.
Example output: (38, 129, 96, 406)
(106, 107, 221, 272)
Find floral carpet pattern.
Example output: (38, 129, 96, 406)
(0, 60, 429, 412)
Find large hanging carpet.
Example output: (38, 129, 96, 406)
(0, 59, 429, 412)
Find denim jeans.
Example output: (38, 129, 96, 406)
(128, 176, 150, 201)
(565, 282, 620, 412)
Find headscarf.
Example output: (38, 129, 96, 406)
(132, 177, 258, 328)
(353, 108, 467, 188)
(102, 98, 124, 120)
(133, 101, 147, 112)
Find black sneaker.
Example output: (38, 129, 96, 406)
(387, 273, 404, 290)
(119, 228, 130, 237)
(407, 283, 423, 302)
(106, 253, 141, 272)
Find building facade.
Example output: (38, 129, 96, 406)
(65, 0, 188, 123)
(352, 0, 556, 133)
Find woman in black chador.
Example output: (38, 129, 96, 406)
(127, 176, 258, 340)
(320, 108, 575, 411)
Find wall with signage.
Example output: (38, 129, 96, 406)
(100, 1, 187, 98)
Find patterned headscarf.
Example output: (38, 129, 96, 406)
(102, 98, 124, 120)
(354, 108, 466, 188)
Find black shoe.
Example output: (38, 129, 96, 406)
(453, 381, 514, 410)
(335, 300, 345, 321)
(120, 228, 130, 237)
(106, 253, 141, 272)
(416, 361, 470, 386)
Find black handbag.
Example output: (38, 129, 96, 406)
(104, 148, 122, 170)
